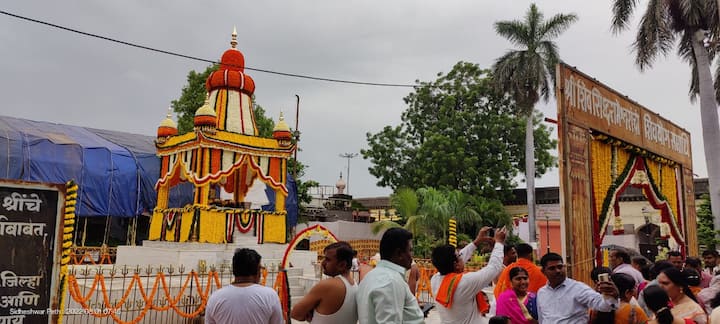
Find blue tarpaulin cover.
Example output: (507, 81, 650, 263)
(0, 116, 298, 225)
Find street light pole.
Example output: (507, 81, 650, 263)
(545, 214, 551, 254)
(339, 153, 358, 194)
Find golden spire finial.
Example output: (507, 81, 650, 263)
(231, 26, 238, 49)
(166, 106, 173, 119)
(279, 111, 285, 121)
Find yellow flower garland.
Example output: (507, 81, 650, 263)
(59, 180, 78, 324)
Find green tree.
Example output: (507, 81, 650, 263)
(697, 194, 720, 250)
(372, 187, 482, 242)
(610, 0, 720, 232)
(362, 62, 556, 200)
(492, 3, 577, 243)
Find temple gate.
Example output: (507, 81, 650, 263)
(556, 63, 696, 282)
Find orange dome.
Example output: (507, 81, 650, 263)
(206, 70, 255, 94)
(157, 126, 178, 138)
(273, 112, 292, 140)
(194, 95, 217, 127)
(206, 28, 256, 94)
(220, 49, 245, 72)
(157, 108, 178, 138)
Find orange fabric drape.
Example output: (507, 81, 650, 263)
(435, 273, 489, 315)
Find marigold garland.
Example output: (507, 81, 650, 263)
(67, 270, 222, 324)
(58, 180, 78, 324)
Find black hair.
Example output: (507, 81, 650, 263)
(660, 267, 699, 304)
(650, 261, 674, 280)
(632, 256, 652, 280)
(379, 228, 412, 260)
(431, 245, 456, 275)
(643, 285, 675, 324)
(684, 257, 702, 269)
(702, 249, 720, 258)
(540, 252, 563, 269)
(590, 266, 612, 282)
(488, 316, 510, 324)
(516, 243, 533, 259)
(509, 266, 528, 280)
(233, 248, 262, 277)
(611, 248, 631, 264)
(325, 242, 354, 269)
(612, 272, 636, 297)
(504, 244, 516, 255)
(683, 268, 701, 287)
(667, 251, 682, 258)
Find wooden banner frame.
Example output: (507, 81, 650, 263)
(556, 63, 696, 282)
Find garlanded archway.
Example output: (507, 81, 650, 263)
(591, 136, 684, 262)
(275, 224, 338, 322)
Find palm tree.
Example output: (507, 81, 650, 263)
(371, 188, 480, 243)
(492, 4, 577, 243)
(610, 1, 720, 232)
(371, 188, 418, 235)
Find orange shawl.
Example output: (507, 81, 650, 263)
(435, 273, 489, 314)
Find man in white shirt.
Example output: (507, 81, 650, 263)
(357, 228, 424, 324)
(536, 252, 619, 323)
(430, 227, 506, 324)
(609, 248, 645, 286)
(291, 242, 358, 323)
(205, 248, 283, 324)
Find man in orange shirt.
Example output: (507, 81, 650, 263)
(493, 243, 546, 298)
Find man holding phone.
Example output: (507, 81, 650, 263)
(431, 227, 507, 323)
(537, 252, 619, 323)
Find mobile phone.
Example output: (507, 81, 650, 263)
(487, 228, 495, 237)
(598, 273, 610, 282)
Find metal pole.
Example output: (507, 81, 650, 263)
(339, 153, 358, 194)
(293, 95, 300, 179)
(546, 215, 551, 253)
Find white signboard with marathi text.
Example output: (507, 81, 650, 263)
(558, 63, 692, 166)
(0, 180, 65, 324)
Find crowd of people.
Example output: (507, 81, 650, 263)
(203, 229, 720, 324)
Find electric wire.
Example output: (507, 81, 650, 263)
(0, 9, 419, 88)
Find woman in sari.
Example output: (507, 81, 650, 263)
(658, 267, 707, 324)
(495, 267, 538, 324)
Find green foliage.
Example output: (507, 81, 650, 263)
(492, 4, 578, 110)
(362, 62, 556, 199)
(697, 194, 720, 250)
(413, 233, 443, 259)
(372, 187, 511, 247)
(171, 65, 217, 134)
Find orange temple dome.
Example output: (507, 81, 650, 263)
(157, 108, 178, 138)
(194, 94, 217, 127)
(205, 27, 256, 94)
(273, 112, 293, 146)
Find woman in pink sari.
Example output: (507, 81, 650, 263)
(495, 267, 538, 324)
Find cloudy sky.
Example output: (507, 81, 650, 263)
(0, 1, 710, 198)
